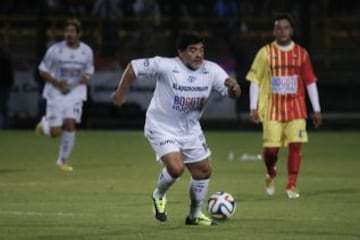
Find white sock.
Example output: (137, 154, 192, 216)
(40, 116, 50, 136)
(189, 178, 210, 218)
(152, 168, 176, 199)
(57, 131, 75, 165)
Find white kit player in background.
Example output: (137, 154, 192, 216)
(111, 32, 241, 226)
(35, 18, 94, 171)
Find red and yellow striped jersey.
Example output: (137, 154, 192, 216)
(246, 41, 317, 121)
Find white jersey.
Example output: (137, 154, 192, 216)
(131, 56, 229, 135)
(39, 41, 94, 103)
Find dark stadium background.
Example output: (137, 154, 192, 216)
(1, 0, 359, 130)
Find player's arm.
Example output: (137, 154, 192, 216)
(39, 70, 68, 91)
(246, 46, 265, 124)
(303, 51, 322, 128)
(111, 63, 136, 107)
(249, 82, 260, 124)
(306, 82, 322, 128)
(224, 77, 241, 99)
(79, 49, 94, 85)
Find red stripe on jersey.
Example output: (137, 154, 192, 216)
(267, 42, 316, 121)
(280, 50, 287, 120)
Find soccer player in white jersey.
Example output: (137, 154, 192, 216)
(35, 18, 94, 171)
(112, 32, 241, 225)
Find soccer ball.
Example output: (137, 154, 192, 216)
(207, 191, 236, 220)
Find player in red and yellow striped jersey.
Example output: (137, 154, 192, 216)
(246, 13, 322, 199)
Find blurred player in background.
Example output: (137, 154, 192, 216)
(112, 32, 241, 225)
(246, 13, 322, 199)
(35, 18, 94, 171)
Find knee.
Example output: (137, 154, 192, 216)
(63, 123, 76, 132)
(200, 164, 212, 179)
(50, 128, 62, 138)
(263, 147, 279, 160)
(193, 164, 212, 179)
(167, 166, 185, 178)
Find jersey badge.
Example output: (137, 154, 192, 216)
(187, 76, 196, 83)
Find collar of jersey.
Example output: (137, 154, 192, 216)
(273, 41, 294, 52)
(175, 57, 204, 73)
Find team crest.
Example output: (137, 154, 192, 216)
(187, 75, 196, 83)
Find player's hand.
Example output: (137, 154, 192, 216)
(250, 109, 260, 124)
(312, 112, 322, 128)
(79, 75, 91, 85)
(53, 80, 70, 94)
(111, 90, 126, 107)
(225, 78, 241, 98)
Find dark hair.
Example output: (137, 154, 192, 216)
(273, 13, 294, 28)
(65, 18, 82, 33)
(176, 32, 204, 51)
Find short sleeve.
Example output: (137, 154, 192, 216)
(211, 62, 229, 96)
(38, 45, 57, 73)
(85, 48, 95, 75)
(131, 56, 162, 79)
(246, 47, 267, 84)
(302, 51, 317, 84)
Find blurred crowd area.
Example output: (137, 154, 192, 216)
(0, 0, 359, 75)
(0, 0, 360, 128)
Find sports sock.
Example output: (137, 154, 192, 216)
(57, 131, 75, 165)
(153, 167, 176, 199)
(263, 147, 279, 178)
(40, 116, 50, 136)
(287, 143, 302, 189)
(188, 178, 210, 219)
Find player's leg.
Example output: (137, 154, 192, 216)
(151, 153, 184, 222)
(145, 130, 183, 222)
(185, 159, 215, 225)
(284, 119, 308, 198)
(154, 152, 184, 199)
(183, 134, 215, 225)
(36, 101, 62, 137)
(56, 101, 83, 171)
(262, 121, 282, 195)
(56, 118, 76, 171)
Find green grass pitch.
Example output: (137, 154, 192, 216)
(0, 130, 359, 240)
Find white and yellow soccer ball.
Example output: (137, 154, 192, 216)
(207, 191, 236, 220)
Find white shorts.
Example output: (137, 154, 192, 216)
(46, 100, 83, 127)
(144, 129, 211, 164)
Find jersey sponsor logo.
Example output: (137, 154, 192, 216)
(172, 83, 208, 92)
(172, 67, 179, 73)
(173, 95, 205, 113)
(159, 139, 175, 146)
(271, 75, 298, 94)
(60, 67, 82, 78)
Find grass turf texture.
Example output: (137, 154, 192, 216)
(0, 131, 359, 240)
